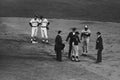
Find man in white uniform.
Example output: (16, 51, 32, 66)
(29, 15, 41, 43)
(80, 25, 91, 56)
(40, 16, 50, 43)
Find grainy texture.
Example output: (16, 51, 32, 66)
(1, 0, 120, 22)
(0, 17, 120, 80)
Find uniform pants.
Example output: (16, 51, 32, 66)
(68, 42, 72, 58)
(55, 50, 62, 61)
(97, 49, 103, 62)
(72, 45, 79, 57)
(41, 27, 48, 39)
(31, 27, 38, 38)
(82, 38, 90, 54)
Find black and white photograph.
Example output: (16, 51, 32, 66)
(0, 0, 120, 80)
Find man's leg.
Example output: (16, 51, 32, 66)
(41, 27, 45, 42)
(68, 43, 72, 58)
(57, 50, 62, 61)
(71, 45, 75, 61)
(86, 38, 90, 53)
(44, 28, 48, 43)
(31, 27, 36, 43)
(85, 43, 87, 53)
(75, 46, 79, 57)
(55, 50, 59, 61)
(82, 41, 86, 55)
(34, 27, 38, 42)
(96, 49, 102, 63)
(74, 46, 79, 61)
(34, 27, 38, 37)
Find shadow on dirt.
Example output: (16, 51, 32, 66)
(85, 54, 96, 60)
(0, 51, 56, 62)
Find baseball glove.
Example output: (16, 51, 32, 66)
(46, 26, 49, 30)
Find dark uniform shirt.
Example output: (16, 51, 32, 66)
(96, 36, 103, 50)
(72, 35, 80, 45)
(54, 35, 65, 51)
(66, 32, 75, 44)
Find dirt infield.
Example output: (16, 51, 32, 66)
(0, 17, 120, 80)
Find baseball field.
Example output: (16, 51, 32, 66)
(0, 0, 120, 80)
(0, 17, 120, 80)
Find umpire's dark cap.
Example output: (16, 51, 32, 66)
(58, 30, 62, 34)
(96, 32, 101, 35)
(71, 27, 77, 31)
(75, 31, 79, 34)
(34, 15, 38, 18)
(39, 16, 43, 19)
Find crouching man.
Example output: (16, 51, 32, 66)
(54, 30, 65, 61)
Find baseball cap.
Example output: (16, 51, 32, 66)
(71, 27, 77, 31)
(96, 32, 101, 35)
(75, 31, 79, 34)
(84, 25, 88, 28)
(58, 30, 62, 34)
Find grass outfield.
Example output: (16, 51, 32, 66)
(1, 0, 120, 22)
(0, 17, 120, 80)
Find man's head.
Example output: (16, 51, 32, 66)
(39, 16, 43, 19)
(96, 32, 101, 36)
(34, 15, 38, 19)
(58, 30, 62, 34)
(72, 27, 76, 32)
(84, 25, 88, 30)
(75, 31, 79, 35)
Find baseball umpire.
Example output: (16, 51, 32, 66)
(96, 32, 104, 63)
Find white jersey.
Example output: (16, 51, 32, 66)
(41, 18, 49, 27)
(81, 29, 91, 39)
(30, 18, 41, 27)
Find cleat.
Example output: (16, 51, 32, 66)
(75, 56, 80, 62)
(42, 40, 45, 42)
(32, 41, 38, 44)
(71, 56, 75, 61)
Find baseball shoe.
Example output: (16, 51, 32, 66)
(95, 61, 102, 64)
(81, 54, 87, 56)
(45, 40, 49, 44)
(71, 56, 75, 61)
(75, 56, 80, 62)
(32, 41, 38, 44)
(42, 40, 45, 43)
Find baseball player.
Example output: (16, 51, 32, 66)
(80, 25, 91, 56)
(66, 28, 77, 59)
(29, 15, 41, 43)
(71, 31, 80, 62)
(40, 16, 50, 43)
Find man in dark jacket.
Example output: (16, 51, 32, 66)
(96, 32, 104, 63)
(54, 30, 65, 61)
(66, 28, 76, 58)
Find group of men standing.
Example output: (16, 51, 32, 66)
(65, 25, 91, 62)
(29, 15, 103, 63)
(29, 15, 50, 43)
(55, 25, 103, 63)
